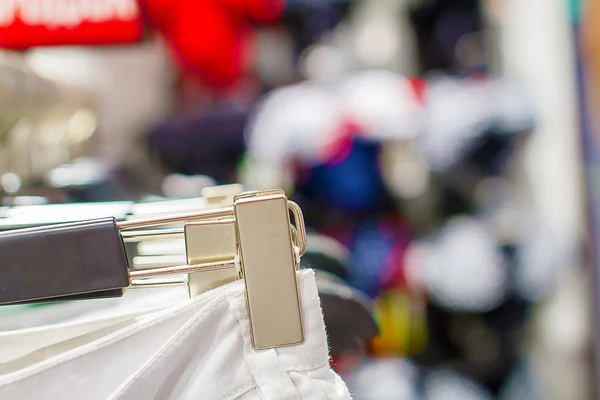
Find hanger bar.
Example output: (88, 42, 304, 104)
(121, 228, 184, 242)
(129, 259, 237, 280)
(132, 255, 187, 269)
(0, 217, 130, 305)
(130, 277, 187, 288)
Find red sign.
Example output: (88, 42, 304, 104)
(0, 0, 144, 49)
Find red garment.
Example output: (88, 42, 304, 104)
(142, 0, 283, 90)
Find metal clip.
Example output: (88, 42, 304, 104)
(234, 190, 304, 349)
(123, 189, 306, 349)
(125, 184, 244, 294)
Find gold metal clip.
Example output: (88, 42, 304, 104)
(120, 189, 306, 350)
(234, 190, 304, 349)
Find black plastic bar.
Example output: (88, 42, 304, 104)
(0, 218, 130, 305)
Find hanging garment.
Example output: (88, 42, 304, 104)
(0, 269, 352, 400)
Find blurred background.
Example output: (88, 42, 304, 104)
(0, 0, 599, 398)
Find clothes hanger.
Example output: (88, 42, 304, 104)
(0, 184, 376, 356)
(0, 189, 306, 350)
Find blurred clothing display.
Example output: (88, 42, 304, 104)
(409, 0, 486, 75)
(0, 0, 590, 398)
(143, 0, 284, 90)
(147, 104, 248, 182)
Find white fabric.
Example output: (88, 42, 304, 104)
(0, 285, 190, 374)
(0, 269, 351, 400)
(0, 283, 189, 332)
